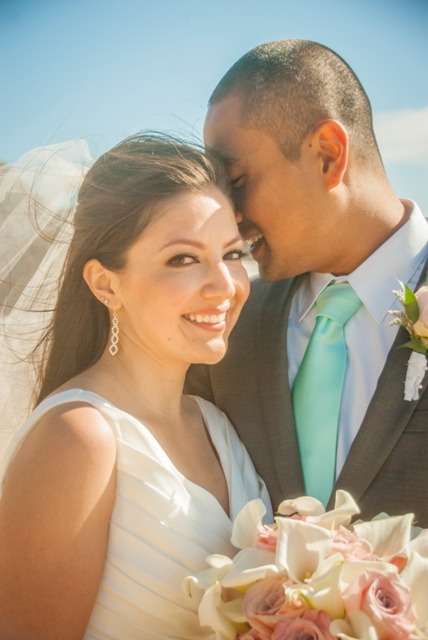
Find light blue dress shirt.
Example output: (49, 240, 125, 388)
(288, 200, 428, 475)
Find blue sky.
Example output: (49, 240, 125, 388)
(1, 0, 427, 209)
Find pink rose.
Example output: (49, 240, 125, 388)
(414, 286, 428, 338)
(329, 526, 376, 561)
(342, 570, 417, 639)
(243, 573, 290, 637)
(271, 609, 336, 640)
(256, 523, 278, 552)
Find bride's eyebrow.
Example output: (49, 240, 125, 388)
(161, 234, 243, 251)
(224, 234, 244, 247)
(161, 239, 206, 250)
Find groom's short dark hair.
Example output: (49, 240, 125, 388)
(209, 39, 382, 166)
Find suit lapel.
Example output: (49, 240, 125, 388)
(253, 259, 428, 505)
(334, 264, 428, 503)
(257, 277, 305, 499)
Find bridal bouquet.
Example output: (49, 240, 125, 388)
(183, 491, 428, 640)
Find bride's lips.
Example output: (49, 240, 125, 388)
(183, 308, 229, 332)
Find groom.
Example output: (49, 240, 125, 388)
(186, 39, 428, 526)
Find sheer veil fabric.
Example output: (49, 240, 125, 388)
(0, 140, 94, 452)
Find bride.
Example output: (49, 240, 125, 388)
(0, 133, 272, 639)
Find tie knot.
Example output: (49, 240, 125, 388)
(316, 282, 362, 326)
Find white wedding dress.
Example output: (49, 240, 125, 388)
(0, 389, 272, 639)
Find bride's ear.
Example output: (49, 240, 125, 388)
(83, 259, 122, 308)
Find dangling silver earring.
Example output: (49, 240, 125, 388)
(109, 309, 119, 356)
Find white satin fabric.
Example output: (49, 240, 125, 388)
(0, 389, 272, 639)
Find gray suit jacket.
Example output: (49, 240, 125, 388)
(186, 270, 428, 527)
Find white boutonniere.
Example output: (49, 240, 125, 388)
(389, 281, 428, 401)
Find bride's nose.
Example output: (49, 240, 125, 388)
(201, 262, 236, 299)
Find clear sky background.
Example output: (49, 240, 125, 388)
(1, 0, 427, 210)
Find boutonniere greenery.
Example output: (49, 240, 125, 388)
(388, 281, 428, 401)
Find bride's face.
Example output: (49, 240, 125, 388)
(113, 187, 250, 367)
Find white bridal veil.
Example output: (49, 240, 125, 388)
(0, 140, 94, 451)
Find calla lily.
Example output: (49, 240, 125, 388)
(277, 490, 360, 530)
(277, 495, 326, 517)
(400, 549, 428, 632)
(353, 512, 415, 558)
(207, 555, 236, 570)
(220, 547, 278, 588)
(231, 498, 267, 549)
(198, 582, 241, 640)
(287, 559, 345, 620)
(330, 610, 379, 640)
(217, 596, 248, 624)
(275, 516, 331, 581)
(182, 554, 234, 599)
(408, 528, 428, 556)
(310, 552, 345, 581)
(308, 490, 360, 529)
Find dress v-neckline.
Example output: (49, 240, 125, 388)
(38, 389, 233, 520)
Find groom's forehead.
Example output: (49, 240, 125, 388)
(204, 97, 244, 145)
(204, 99, 276, 168)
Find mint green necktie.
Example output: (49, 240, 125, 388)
(292, 282, 362, 505)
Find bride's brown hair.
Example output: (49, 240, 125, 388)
(34, 132, 230, 405)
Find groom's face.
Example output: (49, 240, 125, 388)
(204, 96, 332, 281)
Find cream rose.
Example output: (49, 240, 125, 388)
(413, 286, 428, 338)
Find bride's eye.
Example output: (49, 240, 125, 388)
(167, 254, 198, 266)
(224, 249, 248, 261)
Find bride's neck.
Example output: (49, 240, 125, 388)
(80, 347, 188, 424)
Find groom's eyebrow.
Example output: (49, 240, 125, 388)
(220, 154, 240, 169)
(207, 147, 239, 167)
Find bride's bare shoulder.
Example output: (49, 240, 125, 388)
(0, 396, 116, 640)
(6, 396, 117, 491)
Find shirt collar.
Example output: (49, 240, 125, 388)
(299, 200, 428, 323)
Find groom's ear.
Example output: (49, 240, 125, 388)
(311, 119, 348, 189)
(82, 259, 122, 308)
